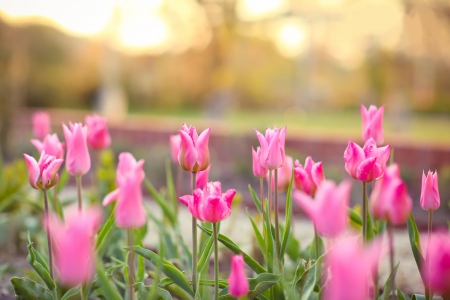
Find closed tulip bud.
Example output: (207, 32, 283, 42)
(32, 111, 50, 140)
(178, 124, 211, 172)
(267, 155, 293, 191)
(170, 134, 181, 164)
(85, 115, 111, 150)
(420, 170, 440, 212)
(424, 232, 450, 296)
(103, 153, 146, 228)
(31, 133, 65, 159)
(294, 180, 351, 238)
(63, 123, 91, 177)
(254, 126, 287, 170)
(24, 151, 64, 190)
(344, 138, 390, 182)
(47, 208, 102, 286)
(324, 237, 382, 300)
(179, 181, 236, 223)
(293, 156, 325, 196)
(361, 105, 384, 144)
(228, 254, 249, 298)
(370, 164, 412, 225)
(195, 165, 210, 190)
(252, 147, 268, 178)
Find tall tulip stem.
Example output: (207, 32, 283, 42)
(260, 177, 264, 224)
(76, 176, 83, 211)
(314, 227, 320, 259)
(426, 211, 433, 300)
(362, 181, 367, 241)
(43, 190, 54, 279)
(128, 229, 135, 300)
(388, 223, 395, 295)
(274, 169, 280, 259)
(213, 222, 219, 300)
(191, 172, 198, 293)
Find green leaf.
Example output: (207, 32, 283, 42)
(365, 192, 375, 242)
(407, 213, 426, 284)
(248, 184, 262, 214)
(378, 262, 399, 300)
(133, 229, 146, 283)
(127, 246, 194, 297)
(411, 295, 427, 300)
(198, 279, 229, 289)
(134, 282, 173, 300)
(11, 277, 53, 300)
(348, 207, 362, 226)
(165, 159, 177, 216)
(145, 179, 176, 226)
(291, 257, 323, 300)
(60, 287, 80, 300)
(95, 205, 116, 257)
(95, 257, 122, 300)
(47, 189, 64, 220)
(26, 234, 55, 291)
(247, 209, 265, 254)
(263, 201, 274, 274)
(280, 169, 294, 259)
(56, 168, 69, 194)
(197, 224, 267, 274)
(197, 233, 214, 273)
(397, 288, 411, 300)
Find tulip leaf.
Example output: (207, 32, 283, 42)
(248, 184, 262, 214)
(47, 189, 64, 220)
(411, 295, 427, 300)
(407, 213, 426, 284)
(246, 209, 265, 255)
(27, 233, 49, 272)
(26, 234, 55, 291)
(133, 229, 146, 283)
(378, 262, 399, 300)
(280, 168, 294, 260)
(11, 277, 53, 300)
(198, 279, 229, 288)
(348, 207, 362, 226)
(95, 256, 122, 300)
(165, 159, 178, 216)
(197, 233, 214, 274)
(127, 246, 195, 297)
(95, 204, 116, 257)
(197, 225, 267, 274)
(263, 201, 274, 274)
(60, 286, 80, 300)
(134, 282, 173, 300)
(145, 179, 176, 226)
(218, 273, 280, 299)
(397, 288, 411, 300)
(291, 257, 323, 300)
(56, 168, 69, 194)
(365, 193, 375, 242)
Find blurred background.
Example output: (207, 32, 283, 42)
(0, 0, 449, 223)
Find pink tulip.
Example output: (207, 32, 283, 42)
(195, 165, 210, 190)
(85, 115, 111, 150)
(424, 232, 450, 296)
(63, 123, 91, 177)
(293, 180, 351, 238)
(344, 138, 390, 182)
(47, 208, 102, 286)
(370, 164, 412, 225)
(361, 104, 384, 144)
(252, 147, 268, 178)
(266, 155, 293, 191)
(324, 237, 381, 300)
(293, 156, 325, 196)
(170, 134, 181, 164)
(254, 126, 287, 170)
(32, 111, 50, 140)
(103, 153, 146, 228)
(179, 181, 236, 223)
(31, 134, 65, 159)
(24, 151, 64, 190)
(178, 124, 211, 172)
(420, 170, 440, 212)
(228, 254, 249, 298)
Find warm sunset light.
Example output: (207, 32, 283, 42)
(273, 18, 308, 58)
(236, 0, 286, 21)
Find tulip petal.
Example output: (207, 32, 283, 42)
(265, 130, 283, 170)
(223, 189, 236, 207)
(311, 162, 325, 187)
(179, 129, 198, 172)
(356, 157, 378, 182)
(344, 141, 365, 178)
(195, 127, 211, 171)
(23, 154, 40, 189)
(255, 129, 269, 166)
(103, 189, 120, 206)
(293, 190, 316, 221)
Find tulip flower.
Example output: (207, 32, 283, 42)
(179, 181, 236, 223)
(293, 156, 325, 196)
(252, 147, 268, 178)
(63, 123, 91, 177)
(361, 104, 384, 144)
(47, 208, 102, 286)
(424, 232, 450, 296)
(85, 114, 111, 150)
(370, 164, 412, 225)
(254, 126, 287, 170)
(267, 155, 293, 191)
(324, 237, 381, 300)
(195, 165, 210, 190)
(24, 151, 64, 190)
(178, 123, 211, 173)
(228, 254, 249, 298)
(103, 152, 146, 229)
(420, 170, 440, 212)
(32, 111, 50, 140)
(344, 138, 390, 182)
(294, 180, 351, 238)
(31, 134, 65, 159)
(170, 134, 181, 164)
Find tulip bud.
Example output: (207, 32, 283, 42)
(293, 156, 325, 196)
(252, 147, 268, 178)
(24, 151, 64, 190)
(195, 165, 210, 190)
(178, 124, 211, 172)
(228, 254, 249, 298)
(32, 111, 50, 140)
(170, 134, 181, 164)
(361, 104, 384, 144)
(420, 170, 440, 212)
(63, 123, 91, 177)
(254, 126, 287, 170)
(31, 133, 65, 159)
(85, 115, 111, 150)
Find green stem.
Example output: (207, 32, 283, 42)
(388, 223, 395, 296)
(213, 222, 219, 300)
(43, 190, 54, 279)
(274, 169, 280, 259)
(128, 229, 134, 300)
(192, 172, 198, 293)
(260, 177, 266, 265)
(80, 285, 86, 300)
(268, 170, 273, 300)
(76, 176, 83, 211)
(314, 227, 320, 259)
(362, 181, 367, 242)
(426, 211, 433, 300)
